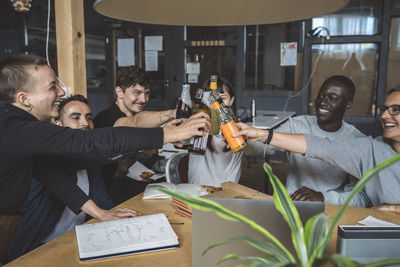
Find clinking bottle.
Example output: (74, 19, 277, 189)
(208, 75, 246, 153)
(176, 84, 192, 149)
(208, 75, 222, 105)
(211, 101, 247, 153)
(176, 84, 192, 122)
(188, 88, 211, 155)
(208, 75, 237, 121)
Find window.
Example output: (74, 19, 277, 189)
(308, 0, 383, 116)
(244, 22, 303, 91)
(312, 0, 381, 36)
(310, 43, 378, 115)
(185, 26, 238, 90)
(387, 17, 400, 91)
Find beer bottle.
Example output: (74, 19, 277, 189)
(175, 84, 192, 149)
(210, 100, 247, 153)
(208, 75, 231, 112)
(176, 84, 192, 122)
(208, 75, 222, 105)
(207, 75, 222, 135)
(208, 74, 237, 130)
(188, 88, 211, 155)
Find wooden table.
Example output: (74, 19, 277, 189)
(6, 182, 400, 266)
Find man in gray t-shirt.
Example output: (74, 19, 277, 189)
(236, 88, 400, 211)
(269, 75, 369, 207)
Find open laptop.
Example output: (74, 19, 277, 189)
(192, 198, 324, 267)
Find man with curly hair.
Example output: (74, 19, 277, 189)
(94, 66, 176, 204)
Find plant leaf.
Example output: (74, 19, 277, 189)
(240, 262, 295, 267)
(159, 188, 297, 263)
(329, 254, 358, 267)
(304, 212, 329, 257)
(216, 252, 278, 267)
(309, 155, 400, 263)
(263, 163, 308, 266)
(203, 236, 288, 263)
(363, 258, 400, 267)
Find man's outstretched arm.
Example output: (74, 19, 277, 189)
(114, 109, 176, 128)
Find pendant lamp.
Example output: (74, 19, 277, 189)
(93, 0, 347, 26)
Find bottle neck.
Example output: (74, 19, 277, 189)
(181, 86, 191, 107)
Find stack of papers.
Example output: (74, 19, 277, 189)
(142, 182, 208, 200)
(75, 213, 179, 261)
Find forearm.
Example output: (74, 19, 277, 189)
(376, 204, 400, 213)
(163, 126, 185, 144)
(80, 199, 106, 220)
(270, 132, 307, 154)
(33, 159, 90, 214)
(234, 122, 306, 154)
(323, 189, 370, 207)
(114, 110, 175, 128)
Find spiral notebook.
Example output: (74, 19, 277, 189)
(75, 213, 179, 261)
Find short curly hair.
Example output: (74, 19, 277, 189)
(115, 66, 151, 93)
(0, 54, 47, 103)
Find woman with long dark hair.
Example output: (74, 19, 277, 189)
(188, 77, 244, 186)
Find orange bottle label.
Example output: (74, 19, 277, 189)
(220, 120, 246, 150)
(211, 102, 221, 110)
(210, 82, 217, 90)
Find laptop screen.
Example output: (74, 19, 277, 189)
(192, 198, 324, 267)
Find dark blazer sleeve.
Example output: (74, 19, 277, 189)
(4, 120, 164, 158)
(33, 157, 89, 214)
(52, 151, 139, 172)
(87, 167, 113, 215)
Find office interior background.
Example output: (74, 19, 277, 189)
(1, 0, 400, 138)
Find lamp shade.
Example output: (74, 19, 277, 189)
(93, 0, 348, 26)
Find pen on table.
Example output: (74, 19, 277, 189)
(170, 222, 185, 225)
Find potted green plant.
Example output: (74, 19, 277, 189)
(161, 155, 400, 267)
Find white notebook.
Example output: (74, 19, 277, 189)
(75, 213, 179, 261)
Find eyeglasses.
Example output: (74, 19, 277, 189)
(377, 105, 400, 116)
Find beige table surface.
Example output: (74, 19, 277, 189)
(6, 182, 400, 266)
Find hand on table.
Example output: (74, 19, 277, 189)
(290, 187, 324, 202)
(98, 208, 142, 221)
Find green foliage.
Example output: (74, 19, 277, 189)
(160, 154, 400, 266)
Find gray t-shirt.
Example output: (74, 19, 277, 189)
(188, 134, 244, 187)
(271, 115, 369, 207)
(305, 134, 400, 207)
